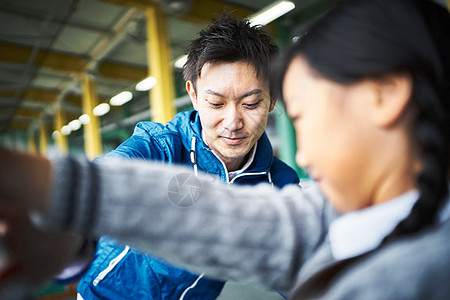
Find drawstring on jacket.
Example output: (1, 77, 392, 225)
(268, 171, 274, 187)
(190, 137, 198, 176)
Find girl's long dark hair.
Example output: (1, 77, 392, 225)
(275, 0, 450, 239)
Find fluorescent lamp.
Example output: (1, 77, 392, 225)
(61, 125, 71, 136)
(136, 77, 157, 91)
(79, 114, 90, 125)
(68, 119, 82, 131)
(249, 1, 295, 26)
(174, 55, 187, 69)
(93, 103, 110, 116)
(110, 91, 133, 106)
(52, 131, 61, 139)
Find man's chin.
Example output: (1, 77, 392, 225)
(217, 146, 250, 160)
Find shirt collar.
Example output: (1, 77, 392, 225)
(328, 190, 418, 260)
(228, 144, 257, 180)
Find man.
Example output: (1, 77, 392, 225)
(77, 15, 299, 299)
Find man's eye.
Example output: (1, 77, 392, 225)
(243, 99, 262, 109)
(208, 101, 223, 108)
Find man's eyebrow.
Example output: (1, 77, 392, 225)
(205, 89, 225, 97)
(239, 89, 263, 99)
(204, 89, 263, 99)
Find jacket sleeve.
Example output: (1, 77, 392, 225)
(37, 155, 333, 292)
(105, 122, 181, 162)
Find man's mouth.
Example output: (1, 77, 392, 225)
(221, 136, 247, 145)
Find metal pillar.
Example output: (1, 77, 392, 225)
(54, 107, 68, 153)
(145, 5, 176, 124)
(39, 123, 47, 155)
(82, 73, 102, 159)
(28, 131, 37, 154)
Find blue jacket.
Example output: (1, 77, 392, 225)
(78, 110, 299, 299)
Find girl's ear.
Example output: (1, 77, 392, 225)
(186, 81, 198, 110)
(370, 73, 413, 128)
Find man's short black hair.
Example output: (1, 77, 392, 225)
(183, 14, 279, 94)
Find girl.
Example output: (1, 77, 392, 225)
(0, 0, 449, 298)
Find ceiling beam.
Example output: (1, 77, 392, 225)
(16, 108, 42, 119)
(184, 0, 253, 23)
(22, 88, 59, 103)
(98, 61, 147, 82)
(0, 42, 87, 73)
(10, 121, 32, 129)
(101, 0, 253, 23)
(0, 42, 147, 82)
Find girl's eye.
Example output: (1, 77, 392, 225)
(292, 115, 302, 124)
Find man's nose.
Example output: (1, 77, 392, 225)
(222, 106, 244, 132)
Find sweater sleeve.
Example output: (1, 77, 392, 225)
(38, 155, 332, 292)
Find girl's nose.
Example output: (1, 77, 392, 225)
(295, 151, 309, 170)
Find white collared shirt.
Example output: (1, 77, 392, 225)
(329, 189, 450, 261)
(328, 190, 419, 260)
(228, 144, 257, 181)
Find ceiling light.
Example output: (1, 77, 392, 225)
(93, 103, 110, 116)
(162, 0, 192, 15)
(79, 114, 90, 125)
(68, 119, 82, 131)
(136, 77, 157, 91)
(174, 55, 187, 69)
(52, 131, 61, 139)
(61, 125, 71, 136)
(249, 1, 295, 26)
(110, 91, 133, 106)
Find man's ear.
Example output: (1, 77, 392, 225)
(186, 81, 198, 110)
(371, 73, 412, 128)
(269, 96, 277, 112)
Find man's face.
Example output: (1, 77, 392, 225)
(186, 61, 275, 171)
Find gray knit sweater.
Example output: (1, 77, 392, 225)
(37, 156, 450, 299)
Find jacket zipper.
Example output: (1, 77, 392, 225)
(93, 245, 131, 286)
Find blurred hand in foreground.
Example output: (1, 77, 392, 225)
(0, 148, 84, 297)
